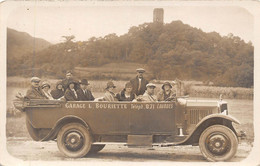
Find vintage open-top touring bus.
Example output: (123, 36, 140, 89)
(13, 97, 245, 161)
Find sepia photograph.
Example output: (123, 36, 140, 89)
(0, 1, 259, 165)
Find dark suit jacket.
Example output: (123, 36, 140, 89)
(76, 89, 95, 101)
(130, 76, 149, 96)
(26, 86, 47, 99)
(64, 89, 78, 101)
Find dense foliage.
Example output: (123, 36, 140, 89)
(7, 21, 254, 87)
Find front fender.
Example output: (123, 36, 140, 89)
(176, 114, 240, 145)
(40, 115, 90, 141)
(196, 114, 241, 127)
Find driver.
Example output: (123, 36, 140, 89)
(133, 83, 157, 102)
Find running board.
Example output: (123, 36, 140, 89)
(93, 142, 127, 145)
(92, 142, 180, 147)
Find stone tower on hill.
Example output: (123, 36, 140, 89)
(153, 8, 164, 23)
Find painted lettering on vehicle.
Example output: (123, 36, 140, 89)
(65, 103, 86, 109)
(65, 102, 174, 110)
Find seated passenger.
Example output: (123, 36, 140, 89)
(134, 83, 157, 102)
(50, 81, 65, 99)
(76, 79, 95, 101)
(64, 81, 78, 101)
(116, 82, 136, 101)
(157, 81, 176, 101)
(103, 81, 118, 101)
(25, 77, 47, 99)
(41, 82, 54, 100)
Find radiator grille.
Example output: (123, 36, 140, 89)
(189, 109, 213, 124)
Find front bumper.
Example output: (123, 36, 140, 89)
(237, 130, 247, 141)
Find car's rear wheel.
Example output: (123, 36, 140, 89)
(57, 123, 92, 158)
(199, 125, 238, 162)
(89, 144, 106, 154)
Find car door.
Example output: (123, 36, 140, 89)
(129, 102, 176, 135)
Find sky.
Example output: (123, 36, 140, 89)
(7, 5, 254, 44)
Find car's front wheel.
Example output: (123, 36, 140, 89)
(199, 125, 238, 162)
(57, 123, 92, 158)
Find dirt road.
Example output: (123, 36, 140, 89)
(6, 137, 252, 162)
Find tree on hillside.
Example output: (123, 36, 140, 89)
(62, 35, 75, 43)
(215, 64, 253, 87)
(8, 22, 254, 88)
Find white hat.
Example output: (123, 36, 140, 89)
(146, 83, 156, 88)
(136, 68, 145, 73)
(41, 81, 51, 88)
(31, 77, 41, 82)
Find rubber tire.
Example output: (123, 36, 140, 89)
(199, 125, 238, 162)
(89, 145, 105, 154)
(57, 123, 92, 158)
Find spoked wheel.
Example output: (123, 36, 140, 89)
(89, 144, 106, 154)
(57, 123, 92, 158)
(199, 125, 238, 162)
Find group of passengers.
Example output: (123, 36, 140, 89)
(25, 68, 177, 102)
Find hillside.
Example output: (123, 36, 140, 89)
(7, 21, 254, 87)
(7, 28, 51, 76)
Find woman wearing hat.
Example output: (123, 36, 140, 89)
(103, 81, 118, 101)
(50, 81, 65, 100)
(157, 81, 176, 101)
(64, 81, 78, 101)
(41, 82, 54, 100)
(116, 82, 136, 101)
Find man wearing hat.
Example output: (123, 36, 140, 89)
(134, 83, 157, 102)
(25, 77, 47, 99)
(130, 68, 149, 96)
(76, 79, 95, 101)
(61, 70, 79, 91)
(103, 81, 118, 101)
(157, 81, 176, 101)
